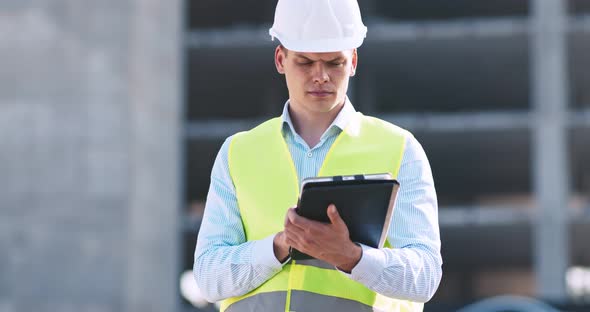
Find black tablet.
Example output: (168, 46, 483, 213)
(290, 173, 399, 261)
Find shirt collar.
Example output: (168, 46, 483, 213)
(281, 97, 357, 137)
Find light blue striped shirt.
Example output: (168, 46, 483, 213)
(194, 98, 442, 303)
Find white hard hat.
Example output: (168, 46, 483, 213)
(269, 0, 367, 53)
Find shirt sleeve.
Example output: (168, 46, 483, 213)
(193, 136, 288, 302)
(341, 134, 443, 302)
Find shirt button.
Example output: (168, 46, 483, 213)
(307, 152, 313, 158)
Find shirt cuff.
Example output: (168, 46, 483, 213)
(252, 234, 290, 271)
(339, 244, 386, 287)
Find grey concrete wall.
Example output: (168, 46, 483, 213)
(0, 1, 181, 311)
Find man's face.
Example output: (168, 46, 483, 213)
(275, 46, 358, 114)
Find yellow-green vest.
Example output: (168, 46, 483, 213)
(223, 112, 423, 312)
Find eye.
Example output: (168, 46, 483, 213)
(329, 61, 344, 66)
(297, 61, 313, 66)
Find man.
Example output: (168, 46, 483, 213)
(194, 0, 442, 311)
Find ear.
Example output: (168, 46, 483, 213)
(350, 49, 358, 77)
(275, 45, 286, 74)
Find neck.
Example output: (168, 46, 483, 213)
(288, 99, 345, 148)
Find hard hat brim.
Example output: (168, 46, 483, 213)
(269, 28, 366, 53)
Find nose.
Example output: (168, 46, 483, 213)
(312, 62, 329, 84)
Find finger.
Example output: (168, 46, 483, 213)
(284, 229, 305, 251)
(285, 220, 320, 250)
(285, 236, 299, 251)
(290, 242, 308, 255)
(327, 204, 346, 229)
(287, 207, 316, 229)
(286, 232, 316, 255)
(284, 205, 297, 226)
(285, 218, 306, 237)
(289, 215, 326, 238)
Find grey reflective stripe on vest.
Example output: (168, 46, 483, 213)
(225, 290, 373, 312)
(225, 291, 286, 312)
(290, 290, 373, 312)
(295, 259, 335, 270)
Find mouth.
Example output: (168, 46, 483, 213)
(307, 91, 334, 97)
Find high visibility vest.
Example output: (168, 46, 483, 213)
(223, 112, 423, 312)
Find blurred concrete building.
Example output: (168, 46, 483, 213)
(1, 1, 182, 311)
(1, 0, 590, 312)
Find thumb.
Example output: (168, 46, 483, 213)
(327, 204, 345, 228)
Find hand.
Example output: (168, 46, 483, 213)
(284, 204, 362, 272)
(273, 231, 291, 263)
(273, 206, 296, 263)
